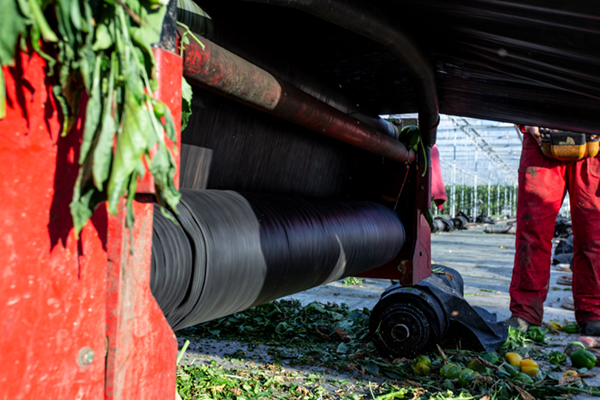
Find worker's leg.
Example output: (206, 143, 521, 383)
(567, 155, 600, 326)
(509, 134, 566, 325)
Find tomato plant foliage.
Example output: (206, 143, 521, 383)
(0, 0, 181, 234)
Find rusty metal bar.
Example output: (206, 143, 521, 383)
(180, 29, 415, 164)
(242, 0, 439, 147)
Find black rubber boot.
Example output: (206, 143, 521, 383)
(583, 320, 600, 336)
(500, 316, 532, 332)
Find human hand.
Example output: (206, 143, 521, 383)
(525, 126, 542, 146)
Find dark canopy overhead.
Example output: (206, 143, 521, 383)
(196, 0, 600, 134)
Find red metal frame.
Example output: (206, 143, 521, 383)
(358, 156, 433, 284)
(0, 48, 181, 399)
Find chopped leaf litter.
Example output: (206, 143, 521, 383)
(177, 300, 600, 399)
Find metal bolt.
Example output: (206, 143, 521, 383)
(391, 324, 410, 342)
(78, 347, 95, 366)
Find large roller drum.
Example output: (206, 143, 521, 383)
(151, 189, 406, 331)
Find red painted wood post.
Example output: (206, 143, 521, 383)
(0, 46, 182, 400)
(0, 51, 107, 399)
(104, 48, 182, 400)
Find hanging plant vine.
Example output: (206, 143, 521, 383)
(398, 125, 434, 227)
(0, 0, 180, 236)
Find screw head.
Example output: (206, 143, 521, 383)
(78, 347, 95, 366)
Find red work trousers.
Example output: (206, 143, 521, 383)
(509, 133, 600, 326)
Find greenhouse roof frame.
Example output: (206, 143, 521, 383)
(387, 114, 523, 187)
(436, 115, 523, 187)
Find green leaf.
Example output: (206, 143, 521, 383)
(420, 139, 428, 177)
(79, 56, 103, 164)
(125, 164, 144, 229)
(70, 0, 82, 31)
(29, 27, 56, 69)
(0, 0, 28, 66)
(362, 362, 379, 376)
(55, 0, 75, 44)
(93, 112, 116, 190)
(130, 1, 167, 45)
(92, 53, 118, 190)
(92, 22, 114, 51)
(70, 150, 107, 236)
(83, 50, 98, 90)
(336, 342, 348, 354)
(161, 104, 177, 141)
(106, 91, 150, 214)
(52, 85, 70, 136)
(422, 208, 434, 229)
(151, 107, 180, 213)
(0, 69, 5, 119)
(181, 77, 193, 131)
(398, 125, 421, 150)
(80, 0, 93, 34)
(275, 322, 290, 334)
(128, 3, 167, 73)
(28, 0, 58, 43)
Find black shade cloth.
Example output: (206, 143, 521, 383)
(553, 235, 573, 265)
(151, 189, 406, 331)
(198, 0, 600, 134)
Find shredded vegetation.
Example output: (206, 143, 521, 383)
(343, 277, 365, 286)
(1, 0, 183, 236)
(177, 300, 600, 400)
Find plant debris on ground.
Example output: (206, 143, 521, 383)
(177, 299, 600, 399)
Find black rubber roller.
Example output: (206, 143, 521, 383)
(151, 189, 406, 331)
(370, 285, 447, 358)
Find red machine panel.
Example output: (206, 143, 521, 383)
(0, 50, 106, 399)
(105, 49, 181, 400)
(0, 48, 181, 399)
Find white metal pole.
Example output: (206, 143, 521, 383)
(509, 184, 513, 216)
(473, 148, 478, 218)
(497, 182, 500, 216)
(452, 164, 456, 217)
(504, 186, 507, 217)
(514, 184, 516, 216)
(474, 174, 478, 219)
(461, 173, 464, 212)
(487, 162, 491, 216)
(452, 133, 457, 218)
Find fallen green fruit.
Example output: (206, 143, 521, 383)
(468, 359, 488, 374)
(501, 363, 520, 377)
(412, 355, 432, 375)
(527, 326, 545, 342)
(513, 372, 534, 386)
(549, 351, 567, 365)
(563, 324, 579, 333)
(481, 352, 499, 364)
(570, 348, 597, 369)
(458, 368, 478, 386)
(440, 363, 462, 379)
